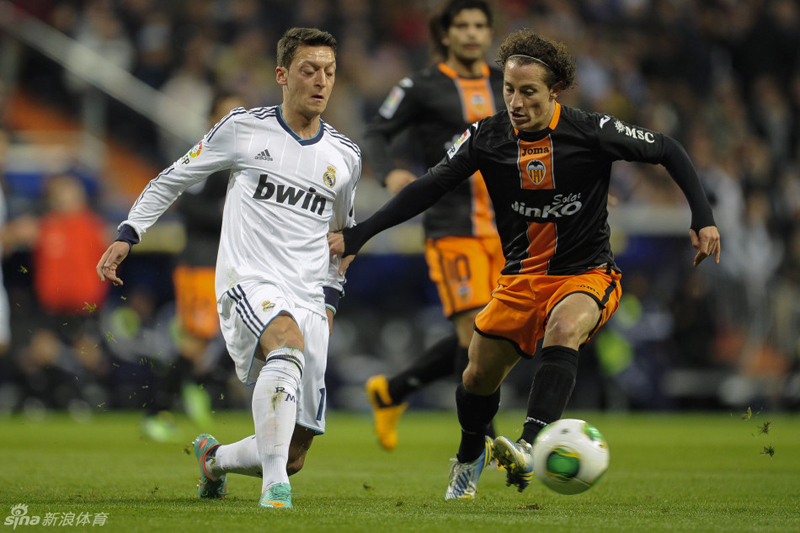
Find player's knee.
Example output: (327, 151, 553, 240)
(545, 316, 588, 347)
(462, 364, 498, 396)
(261, 314, 305, 353)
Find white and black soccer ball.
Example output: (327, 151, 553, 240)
(532, 418, 609, 495)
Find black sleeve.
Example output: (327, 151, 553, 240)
(596, 115, 716, 232)
(362, 82, 419, 185)
(342, 174, 449, 256)
(660, 136, 716, 232)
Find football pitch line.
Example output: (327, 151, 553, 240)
(3, 410, 799, 532)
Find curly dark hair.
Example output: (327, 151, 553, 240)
(496, 29, 576, 91)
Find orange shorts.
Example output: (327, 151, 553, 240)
(424, 235, 504, 318)
(474, 268, 622, 357)
(173, 265, 220, 339)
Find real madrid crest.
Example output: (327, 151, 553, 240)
(323, 165, 337, 187)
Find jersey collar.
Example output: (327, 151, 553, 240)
(438, 62, 491, 79)
(277, 105, 326, 145)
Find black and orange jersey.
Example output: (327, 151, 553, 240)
(363, 62, 504, 239)
(426, 103, 715, 276)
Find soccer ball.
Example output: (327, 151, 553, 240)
(532, 418, 609, 495)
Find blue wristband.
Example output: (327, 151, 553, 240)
(115, 224, 140, 251)
(323, 286, 341, 315)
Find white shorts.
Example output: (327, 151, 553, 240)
(218, 281, 329, 435)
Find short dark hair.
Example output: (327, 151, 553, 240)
(429, 0, 493, 59)
(276, 27, 337, 69)
(496, 29, 576, 91)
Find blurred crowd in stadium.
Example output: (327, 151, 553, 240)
(0, 0, 799, 427)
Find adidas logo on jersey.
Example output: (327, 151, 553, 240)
(255, 149, 273, 161)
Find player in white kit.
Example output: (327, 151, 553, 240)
(96, 28, 360, 509)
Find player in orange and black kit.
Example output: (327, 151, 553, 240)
(331, 29, 720, 499)
(361, 0, 505, 451)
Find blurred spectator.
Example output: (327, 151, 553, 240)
(725, 189, 784, 293)
(1, 172, 109, 414)
(64, 0, 136, 96)
(750, 74, 793, 167)
(213, 26, 279, 109)
(33, 174, 110, 320)
(158, 33, 216, 162)
(669, 270, 717, 369)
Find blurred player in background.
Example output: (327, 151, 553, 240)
(362, 0, 504, 452)
(330, 28, 720, 500)
(140, 92, 247, 442)
(97, 28, 360, 509)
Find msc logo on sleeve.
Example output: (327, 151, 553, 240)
(614, 120, 655, 143)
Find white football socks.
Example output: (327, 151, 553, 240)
(209, 436, 261, 480)
(251, 347, 304, 493)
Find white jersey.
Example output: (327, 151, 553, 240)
(122, 106, 361, 316)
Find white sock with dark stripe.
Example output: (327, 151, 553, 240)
(210, 436, 261, 479)
(252, 347, 304, 493)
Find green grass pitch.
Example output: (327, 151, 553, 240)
(3, 410, 799, 532)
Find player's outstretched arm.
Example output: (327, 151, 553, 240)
(96, 241, 131, 286)
(690, 226, 721, 267)
(327, 173, 450, 268)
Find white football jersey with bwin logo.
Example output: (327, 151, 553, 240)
(122, 106, 361, 315)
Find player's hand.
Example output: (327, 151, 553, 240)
(384, 169, 416, 195)
(327, 231, 356, 276)
(96, 241, 130, 286)
(690, 226, 720, 267)
(325, 307, 334, 336)
(338, 254, 355, 277)
(327, 231, 345, 256)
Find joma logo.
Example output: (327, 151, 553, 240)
(522, 146, 549, 155)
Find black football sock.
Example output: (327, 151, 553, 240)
(520, 345, 579, 444)
(456, 383, 500, 463)
(387, 333, 459, 403)
(452, 344, 497, 440)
